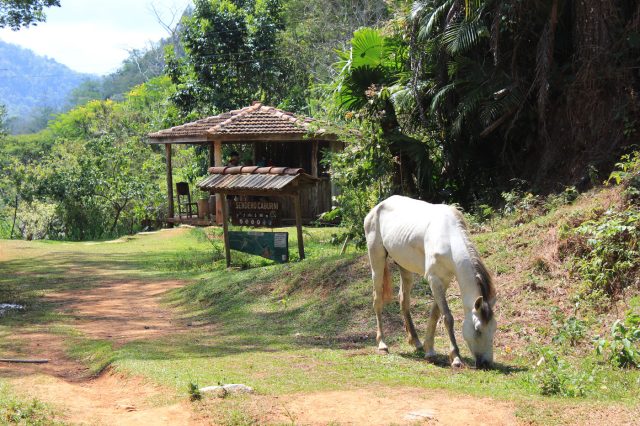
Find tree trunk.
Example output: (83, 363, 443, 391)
(10, 194, 18, 239)
(110, 204, 125, 235)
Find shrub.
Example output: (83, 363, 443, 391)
(188, 382, 202, 401)
(551, 309, 587, 347)
(570, 207, 639, 298)
(595, 311, 640, 368)
(535, 347, 592, 397)
(608, 150, 640, 203)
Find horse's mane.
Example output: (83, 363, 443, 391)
(451, 208, 497, 309)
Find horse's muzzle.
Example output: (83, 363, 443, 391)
(475, 357, 492, 369)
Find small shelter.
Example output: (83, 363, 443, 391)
(197, 166, 318, 265)
(147, 102, 341, 226)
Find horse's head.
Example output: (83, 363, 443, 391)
(462, 296, 496, 369)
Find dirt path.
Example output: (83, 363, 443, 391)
(48, 278, 189, 344)
(257, 387, 517, 425)
(0, 260, 203, 425)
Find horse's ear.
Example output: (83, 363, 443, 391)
(474, 296, 483, 311)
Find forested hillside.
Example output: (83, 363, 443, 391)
(0, 40, 93, 133)
(1, 0, 638, 243)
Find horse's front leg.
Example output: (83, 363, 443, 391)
(399, 267, 423, 351)
(428, 273, 463, 368)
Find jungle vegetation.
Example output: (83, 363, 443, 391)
(1, 0, 639, 241)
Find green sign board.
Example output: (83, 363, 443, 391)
(228, 231, 289, 263)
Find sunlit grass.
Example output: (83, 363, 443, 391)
(1, 213, 640, 424)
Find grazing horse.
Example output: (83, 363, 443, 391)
(364, 196, 497, 368)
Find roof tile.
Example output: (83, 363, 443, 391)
(148, 102, 326, 140)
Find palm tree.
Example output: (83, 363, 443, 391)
(332, 27, 442, 198)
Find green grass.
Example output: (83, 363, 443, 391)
(0, 382, 63, 425)
(1, 196, 640, 424)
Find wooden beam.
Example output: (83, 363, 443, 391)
(148, 136, 213, 145)
(206, 133, 338, 142)
(311, 140, 319, 178)
(214, 141, 224, 225)
(293, 192, 305, 260)
(220, 194, 231, 267)
(165, 144, 174, 225)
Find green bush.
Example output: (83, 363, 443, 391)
(571, 208, 639, 298)
(608, 150, 640, 202)
(188, 382, 202, 401)
(595, 311, 640, 368)
(535, 347, 592, 397)
(551, 309, 587, 347)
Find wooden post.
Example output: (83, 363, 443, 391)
(165, 144, 174, 226)
(209, 141, 215, 167)
(311, 140, 319, 178)
(220, 193, 231, 267)
(252, 142, 257, 165)
(311, 140, 319, 216)
(293, 192, 305, 260)
(214, 141, 224, 225)
(329, 140, 341, 208)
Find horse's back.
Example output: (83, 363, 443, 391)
(365, 196, 461, 276)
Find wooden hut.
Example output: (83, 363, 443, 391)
(147, 102, 341, 225)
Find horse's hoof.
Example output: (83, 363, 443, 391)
(377, 347, 389, 355)
(424, 350, 437, 362)
(451, 358, 464, 368)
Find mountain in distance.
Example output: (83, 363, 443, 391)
(0, 39, 96, 133)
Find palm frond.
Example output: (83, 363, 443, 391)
(442, 18, 488, 55)
(430, 82, 457, 112)
(415, 0, 456, 42)
(350, 27, 385, 69)
(479, 84, 524, 127)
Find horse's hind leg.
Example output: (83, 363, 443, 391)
(368, 244, 389, 353)
(427, 272, 464, 368)
(399, 266, 423, 351)
(424, 301, 440, 360)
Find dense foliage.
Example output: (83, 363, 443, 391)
(0, 77, 181, 240)
(0, 0, 59, 29)
(2, 0, 639, 243)
(167, 0, 307, 116)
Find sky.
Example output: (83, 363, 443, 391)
(0, 0, 191, 75)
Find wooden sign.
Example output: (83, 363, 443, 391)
(228, 231, 289, 263)
(230, 200, 280, 227)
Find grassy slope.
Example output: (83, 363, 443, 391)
(1, 187, 639, 425)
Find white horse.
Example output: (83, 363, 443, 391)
(364, 195, 497, 368)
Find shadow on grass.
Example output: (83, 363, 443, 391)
(397, 350, 528, 374)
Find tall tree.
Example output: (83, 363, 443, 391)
(167, 0, 307, 116)
(407, 0, 640, 197)
(0, 0, 60, 30)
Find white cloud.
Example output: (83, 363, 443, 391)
(0, 0, 190, 75)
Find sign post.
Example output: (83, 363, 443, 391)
(228, 231, 289, 263)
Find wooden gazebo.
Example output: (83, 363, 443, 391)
(147, 102, 340, 225)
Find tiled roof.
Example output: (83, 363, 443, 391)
(207, 166, 305, 175)
(149, 102, 326, 141)
(196, 166, 316, 193)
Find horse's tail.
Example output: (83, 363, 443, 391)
(382, 261, 393, 303)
